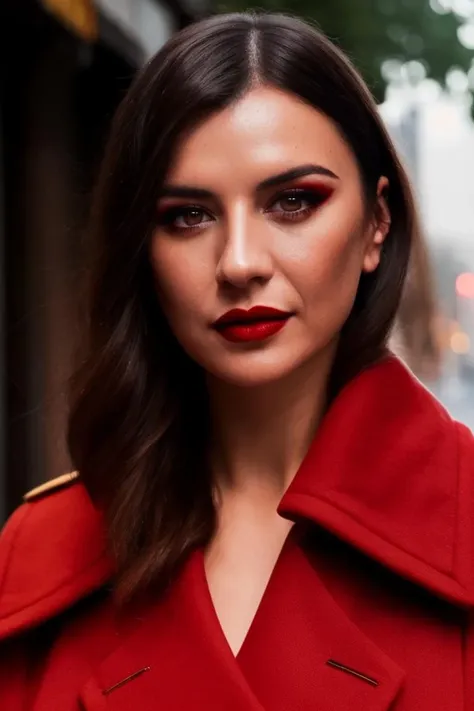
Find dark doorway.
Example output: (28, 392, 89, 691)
(1, 3, 137, 516)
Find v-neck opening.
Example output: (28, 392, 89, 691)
(198, 524, 301, 661)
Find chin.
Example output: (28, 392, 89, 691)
(202, 352, 311, 388)
(179, 333, 336, 389)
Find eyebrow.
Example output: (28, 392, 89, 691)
(158, 164, 339, 200)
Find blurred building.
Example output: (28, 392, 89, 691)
(0, 0, 208, 518)
(381, 83, 474, 431)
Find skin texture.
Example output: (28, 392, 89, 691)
(151, 87, 389, 389)
(150, 86, 391, 656)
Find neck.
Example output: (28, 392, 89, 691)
(207, 347, 335, 504)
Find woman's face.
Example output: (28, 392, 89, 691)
(150, 87, 389, 386)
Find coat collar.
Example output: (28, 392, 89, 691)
(0, 354, 473, 641)
(279, 355, 474, 607)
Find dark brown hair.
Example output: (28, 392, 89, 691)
(68, 11, 418, 602)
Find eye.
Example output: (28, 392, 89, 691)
(156, 205, 213, 232)
(276, 195, 306, 212)
(267, 187, 332, 222)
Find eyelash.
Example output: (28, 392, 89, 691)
(156, 187, 331, 234)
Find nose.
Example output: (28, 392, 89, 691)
(216, 207, 274, 289)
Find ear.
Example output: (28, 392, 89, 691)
(362, 177, 391, 273)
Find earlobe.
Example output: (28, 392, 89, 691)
(362, 246, 382, 274)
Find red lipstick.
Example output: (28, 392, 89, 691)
(213, 306, 292, 343)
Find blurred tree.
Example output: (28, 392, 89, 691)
(215, 0, 473, 104)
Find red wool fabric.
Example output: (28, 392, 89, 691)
(1, 356, 473, 710)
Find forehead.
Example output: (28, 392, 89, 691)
(165, 87, 360, 189)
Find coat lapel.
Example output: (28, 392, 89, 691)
(237, 534, 404, 711)
(79, 534, 404, 711)
(79, 550, 265, 711)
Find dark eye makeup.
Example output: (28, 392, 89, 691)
(156, 205, 209, 230)
(267, 184, 333, 222)
(155, 183, 334, 234)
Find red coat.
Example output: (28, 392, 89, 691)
(1, 356, 474, 710)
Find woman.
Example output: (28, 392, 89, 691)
(1, 12, 473, 711)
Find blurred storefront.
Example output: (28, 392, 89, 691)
(0, 0, 208, 517)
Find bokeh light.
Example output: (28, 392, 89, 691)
(450, 332, 471, 354)
(457, 22, 474, 49)
(456, 273, 474, 298)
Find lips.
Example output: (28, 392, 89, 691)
(213, 306, 292, 343)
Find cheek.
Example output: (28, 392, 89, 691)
(288, 218, 365, 330)
(150, 239, 207, 319)
(289, 200, 365, 280)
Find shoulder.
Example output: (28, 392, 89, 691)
(455, 416, 474, 452)
(0, 474, 113, 640)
